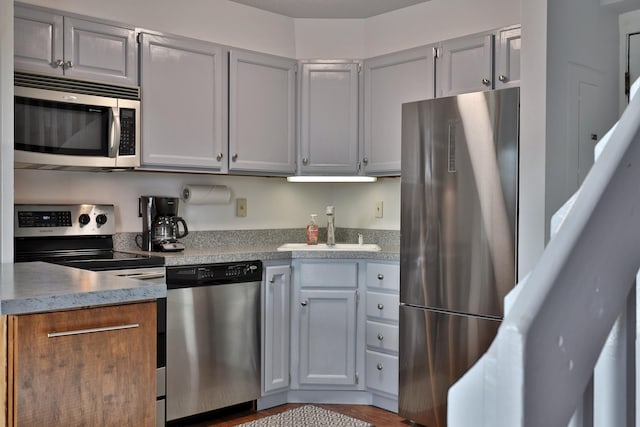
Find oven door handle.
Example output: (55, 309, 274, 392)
(47, 323, 139, 338)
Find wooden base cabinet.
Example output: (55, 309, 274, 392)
(6, 302, 156, 427)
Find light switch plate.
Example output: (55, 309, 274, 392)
(375, 201, 383, 218)
(236, 198, 247, 217)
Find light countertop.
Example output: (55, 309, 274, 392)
(0, 262, 165, 315)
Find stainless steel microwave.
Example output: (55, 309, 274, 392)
(14, 72, 140, 171)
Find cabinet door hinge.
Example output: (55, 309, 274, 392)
(136, 32, 142, 44)
(355, 371, 360, 385)
(358, 63, 362, 74)
(433, 46, 440, 59)
(356, 289, 360, 305)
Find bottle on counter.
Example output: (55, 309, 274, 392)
(326, 206, 335, 246)
(306, 214, 319, 245)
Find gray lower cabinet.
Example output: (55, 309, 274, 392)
(363, 46, 435, 176)
(290, 260, 363, 389)
(139, 33, 227, 172)
(229, 49, 297, 175)
(263, 264, 291, 394)
(298, 61, 361, 175)
(365, 261, 400, 411)
(14, 4, 137, 86)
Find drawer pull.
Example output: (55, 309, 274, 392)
(377, 303, 384, 310)
(377, 273, 384, 280)
(377, 333, 384, 341)
(47, 323, 139, 338)
(377, 363, 384, 371)
(301, 300, 308, 307)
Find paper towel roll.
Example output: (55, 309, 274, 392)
(181, 185, 231, 205)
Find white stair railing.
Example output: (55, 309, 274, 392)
(448, 82, 640, 427)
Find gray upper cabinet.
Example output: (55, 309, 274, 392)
(436, 33, 494, 97)
(14, 5, 137, 86)
(139, 33, 227, 172)
(298, 61, 360, 175)
(229, 50, 296, 175)
(363, 46, 434, 176)
(495, 25, 521, 89)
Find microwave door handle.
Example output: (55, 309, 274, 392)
(109, 107, 120, 158)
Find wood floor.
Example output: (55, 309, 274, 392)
(180, 403, 412, 427)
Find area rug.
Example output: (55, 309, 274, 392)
(233, 405, 374, 427)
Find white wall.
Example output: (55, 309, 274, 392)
(14, 170, 400, 232)
(544, 0, 619, 239)
(1, 0, 13, 262)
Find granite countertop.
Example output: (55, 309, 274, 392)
(0, 262, 166, 315)
(124, 244, 400, 266)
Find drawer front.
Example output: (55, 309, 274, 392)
(366, 320, 399, 353)
(366, 263, 399, 291)
(299, 262, 359, 289)
(366, 291, 399, 321)
(366, 350, 399, 395)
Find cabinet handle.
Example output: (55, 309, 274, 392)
(216, 152, 223, 161)
(301, 300, 308, 307)
(65, 60, 73, 69)
(363, 157, 369, 164)
(482, 78, 491, 86)
(232, 153, 238, 161)
(377, 303, 384, 310)
(269, 276, 275, 283)
(377, 363, 384, 371)
(53, 59, 64, 68)
(498, 74, 508, 82)
(377, 273, 384, 280)
(377, 333, 384, 341)
(47, 323, 139, 338)
(302, 157, 309, 165)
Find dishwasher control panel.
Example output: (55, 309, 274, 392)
(166, 260, 263, 288)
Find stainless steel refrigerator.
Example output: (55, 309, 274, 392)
(399, 87, 519, 427)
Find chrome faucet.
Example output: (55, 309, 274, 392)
(326, 206, 335, 246)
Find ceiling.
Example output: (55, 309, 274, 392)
(228, 0, 429, 19)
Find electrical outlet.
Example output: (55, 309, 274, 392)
(375, 201, 383, 218)
(236, 198, 247, 217)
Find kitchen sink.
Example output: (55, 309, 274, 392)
(277, 243, 381, 252)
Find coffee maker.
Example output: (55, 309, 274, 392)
(139, 196, 189, 252)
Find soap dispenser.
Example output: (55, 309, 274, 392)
(306, 214, 319, 245)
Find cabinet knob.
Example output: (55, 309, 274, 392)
(376, 363, 384, 371)
(363, 157, 369, 164)
(377, 333, 384, 341)
(377, 273, 384, 280)
(216, 153, 223, 161)
(54, 59, 64, 68)
(482, 78, 491, 86)
(377, 303, 384, 310)
(302, 157, 309, 165)
(498, 74, 508, 82)
(65, 61, 73, 69)
(301, 300, 308, 307)
(269, 276, 275, 283)
(232, 153, 238, 161)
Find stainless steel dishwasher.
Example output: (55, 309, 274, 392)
(165, 260, 262, 423)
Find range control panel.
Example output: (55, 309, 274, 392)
(14, 204, 116, 237)
(166, 261, 263, 288)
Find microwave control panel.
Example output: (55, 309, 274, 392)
(118, 108, 136, 156)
